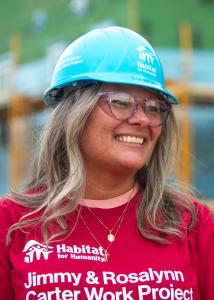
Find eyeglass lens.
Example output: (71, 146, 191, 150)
(106, 92, 170, 126)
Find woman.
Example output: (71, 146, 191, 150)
(0, 26, 213, 300)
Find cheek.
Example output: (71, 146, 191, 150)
(151, 127, 162, 143)
(80, 125, 98, 155)
(80, 112, 111, 157)
(146, 127, 162, 162)
(80, 109, 100, 145)
(81, 106, 118, 148)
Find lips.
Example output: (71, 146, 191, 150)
(115, 135, 144, 145)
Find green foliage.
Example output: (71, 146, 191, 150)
(0, 0, 214, 62)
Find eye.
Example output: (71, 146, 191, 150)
(146, 99, 170, 114)
(146, 99, 161, 113)
(111, 99, 130, 107)
(110, 94, 133, 108)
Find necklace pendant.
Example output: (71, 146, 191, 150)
(107, 233, 115, 242)
(104, 250, 109, 262)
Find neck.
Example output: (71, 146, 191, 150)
(84, 171, 136, 200)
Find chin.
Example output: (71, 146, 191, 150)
(116, 160, 146, 173)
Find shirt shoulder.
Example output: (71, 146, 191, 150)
(0, 197, 28, 232)
(192, 199, 214, 230)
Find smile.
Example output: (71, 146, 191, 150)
(115, 135, 144, 145)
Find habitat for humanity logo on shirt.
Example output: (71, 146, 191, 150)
(22, 240, 106, 263)
(23, 240, 54, 263)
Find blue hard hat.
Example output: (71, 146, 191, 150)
(44, 26, 179, 107)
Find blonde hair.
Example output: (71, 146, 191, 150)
(7, 84, 196, 244)
(136, 112, 196, 242)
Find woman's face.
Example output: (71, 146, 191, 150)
(80, 83, 162, 177)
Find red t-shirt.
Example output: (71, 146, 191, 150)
(0, 193, 213, 300)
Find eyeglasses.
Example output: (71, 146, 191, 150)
(98, 92, 172, 127)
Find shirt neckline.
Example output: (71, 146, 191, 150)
(79, 184, 139, 209)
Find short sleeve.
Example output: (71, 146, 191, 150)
(193, 203, 214, 299)
(0, 200, 15, 299)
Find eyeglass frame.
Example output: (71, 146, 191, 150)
(97, 91, 172, 127)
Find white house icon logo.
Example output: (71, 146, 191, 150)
(23, 240, 54, 263)
(136, 46, 157, 77)
(136, 46, 155, 65)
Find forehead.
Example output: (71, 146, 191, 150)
(101, 83, 159, 98)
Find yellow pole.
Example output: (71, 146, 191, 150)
(177, 23, 193, 185)
(180, 23, 193, 82)
(10, 33, 21, 66)
(127, 0, 140, 32)
(8, 96, 31, 188)
(8, 34, 31, 189)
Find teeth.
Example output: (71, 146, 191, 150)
(116, 136, 144, 144)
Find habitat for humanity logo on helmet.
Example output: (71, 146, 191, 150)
(56, 47, 84, 72)
(136, 46, 157, 77)
(23, 240, 54, 263)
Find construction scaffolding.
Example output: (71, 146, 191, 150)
(0, 28, 213, 206)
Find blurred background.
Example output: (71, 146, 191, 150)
(0, 0, 214, 207)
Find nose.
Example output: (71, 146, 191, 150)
(127, 104, 150, 126)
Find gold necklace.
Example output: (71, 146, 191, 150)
(86, 200, 130, 243)
(80, 187, 135, 261)
(80, 205, 129, 262)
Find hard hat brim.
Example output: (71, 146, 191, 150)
(44, 73, 179, 107)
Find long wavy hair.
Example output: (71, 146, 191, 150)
(7, 83, 196, 244)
